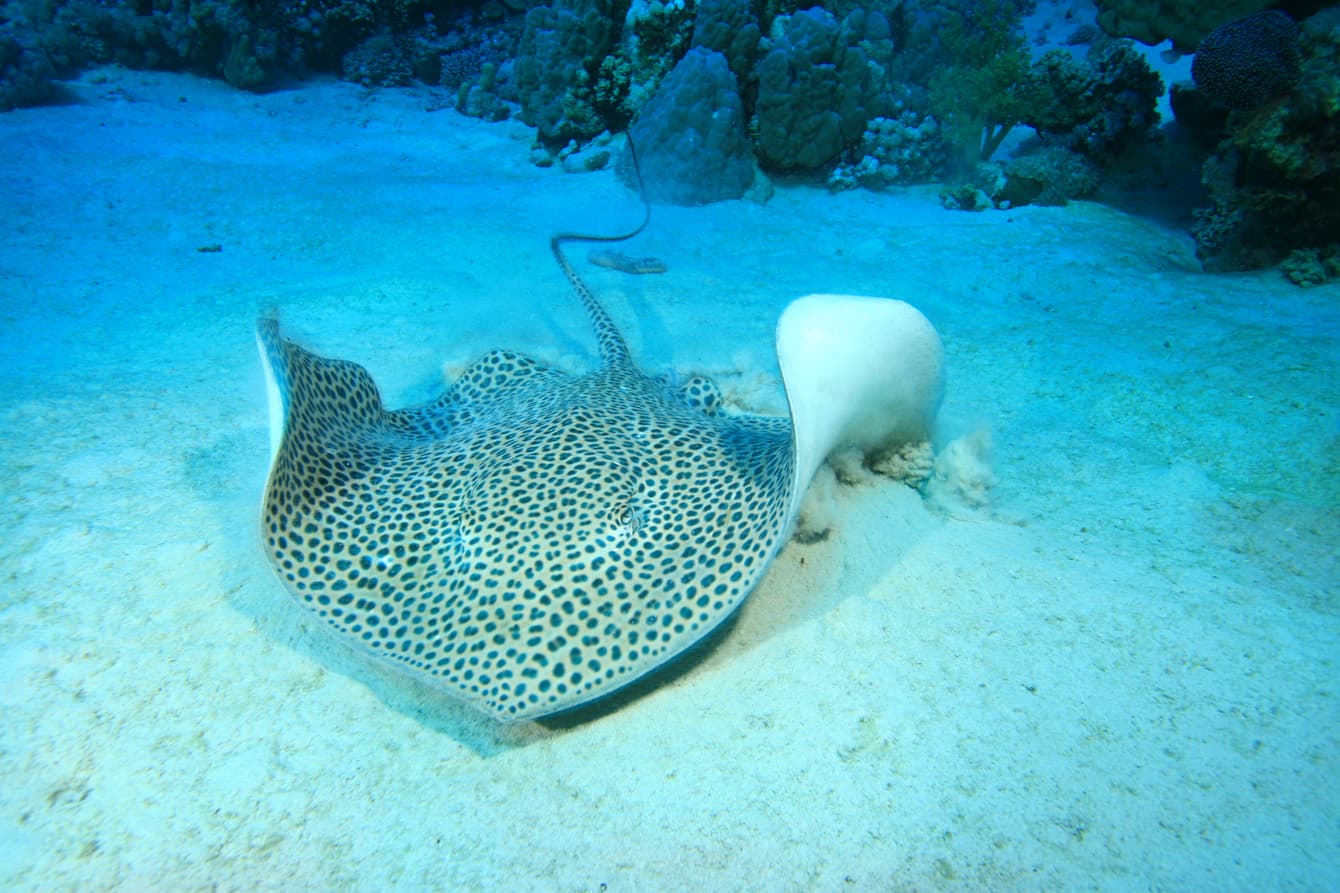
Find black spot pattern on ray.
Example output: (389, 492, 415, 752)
(257, 315, 795, 721)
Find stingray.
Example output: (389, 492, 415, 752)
(256, 206, 943, 722)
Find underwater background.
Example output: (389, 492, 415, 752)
(2, 0, 1338, 889)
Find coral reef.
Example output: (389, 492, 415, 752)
(1020, 43, 1163, 161)
(434, 16, 523, 101)
(921, 0, 1034, 167)
(2, 0, 1329, 291)
(0, 0, 67, 110)
(440, 44, 486, 89)
(0, 0, 476, 100)
(690, 0, 761, 80)
(828, 108, 948, 189)
(753, 7, 897, 170)
(1092, 0, 1275, 52)
(1189, 7, 1340, 273)
(1191, 10, 1300, 110)
(341, 31, 415, 87)
(591, 0, 696, 129)
(938, 180, 997, 212)
(455, 60, 510, 121)
(514, 0, 616, 142)
(1281, 245, 1340, 286)
(999, 145, 1102, 206)
(929, 32, 1160, 211)
(618, 46, 757, 205)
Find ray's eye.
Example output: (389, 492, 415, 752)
(615, 504, 641, 531)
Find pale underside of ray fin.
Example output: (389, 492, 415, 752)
(777, 294, 944, 524)
(258, 326, 286, 467)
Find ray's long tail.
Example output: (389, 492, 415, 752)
(550, 136, 651, 369)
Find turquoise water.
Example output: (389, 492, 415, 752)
(1, 67, 1337, 891)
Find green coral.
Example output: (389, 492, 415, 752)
(223, 33, 269, 89)
(923, 0, 1033, 168)
(1018, 43, 1162, 161)
(928, 48, 1028, 167)
(1019, 49, 1101, 133)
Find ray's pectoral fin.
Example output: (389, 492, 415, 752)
(664, 374, 723, 416)
(389, 349, 567, 437)
(446, 348, 567, 407)
(776, 295, 944, 523)
(257, 316, 391, 467)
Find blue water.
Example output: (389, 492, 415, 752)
(1, 64, 1337, 891)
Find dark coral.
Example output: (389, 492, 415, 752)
(691, 0, 761, 81)
(0, 0, 482, 103)
(999, 146, 1101, 206)
(1093, 0, 1274, 52)
(1169, 80, 1230, 145)
(440, 44, 485, 89)
(1189, 9, 1340, 272)
(1280, 245, 1340, 286)
(1020, 44, 1162, 162)
(514, 0, 616, 143)
(1191, 10, 1301, 110)
(754, 7, 897, 170)
(619, 47, 756, 205)
(341, 31, 415, 87)
(0, 29, 58, 110)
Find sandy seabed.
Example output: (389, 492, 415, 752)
(1, 67, 1337, 891)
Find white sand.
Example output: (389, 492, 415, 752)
(1, 67, 1337, 891)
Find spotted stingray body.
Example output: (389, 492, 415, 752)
(257, 231, 800, 720)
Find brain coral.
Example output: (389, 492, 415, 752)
(1191, 10, 1301, 110)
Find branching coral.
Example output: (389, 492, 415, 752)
(1020, 43, 1162, 161)
(592, 0, 696, 129)
(921, 0, 1034, 167)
